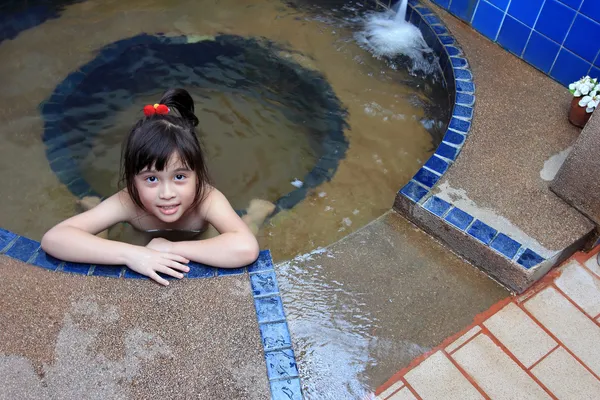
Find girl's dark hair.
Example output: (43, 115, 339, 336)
(120, 88, 211, 211)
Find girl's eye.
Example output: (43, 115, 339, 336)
(146, 176, 158, 183)
(175, 174, 186, 181)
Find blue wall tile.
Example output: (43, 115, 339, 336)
(63, 262, 91, 275)
(31, 250, 62, 271)
(265, 349, 299, 380)
(559, 0, 583, 10)
(250, 271, 280, 297)
(432, 0, 451, 9)
(523, 31, 561, 73)
(497, 16, 531, 56)
(436, 142, 459, 160)
(0, 229, 17, 251)
(449, 0, 478, 22)
(508, 0, 544, 27)
(487, 0, 510, 11)
(473, 1, 504, 40)
(424, 155, 450, 175)
(443, 130, 466, 146)
(260, 322, 292, 351)
(591, 66, 600, 79)
(581, 0, 600, 23)
(414, 168, 441, 188)
(535, 0, 576, 43)
(255, 296, 286, 323)
(550, 48, 592, 86)
(564, 15, 600, 62)
(456, 93, 475, 106)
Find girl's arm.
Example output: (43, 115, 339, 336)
(41, 192, 189, 286)
(166, 188, 260, 268)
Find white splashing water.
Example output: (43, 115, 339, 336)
(355, 0, 437, 75)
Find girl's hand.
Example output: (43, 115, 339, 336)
(146, 237, 174, 253)
(125, 246, 190, 286)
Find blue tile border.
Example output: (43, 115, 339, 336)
(397, 1, 547, 272)
(0, 238, 304, 399)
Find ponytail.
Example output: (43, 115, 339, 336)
(158, 88, 199, 127)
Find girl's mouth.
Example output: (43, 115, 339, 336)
(158, 204, 180, 215)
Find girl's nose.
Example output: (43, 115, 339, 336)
(159, 183, 176, 199)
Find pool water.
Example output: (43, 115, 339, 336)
(0, 0, 449, 261)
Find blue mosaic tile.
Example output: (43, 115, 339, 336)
(449, 0, 477, 22)
(467, 220, 498, 245)
(432, 25, 448, 35)
(490, 0, 511, 9)
(436, 142, 460, 160)
(444, 46, 461, 58)
(31, 250, 63, 271)
(0, 229, 17, 252)
(431, 0, 450, 8)
(423, 196, 452, 217)
(473, 1, 504, 40)
(449, 117, 471, 133)
(265, 349, 299, 380)
(497, 16, 531, 56)
(439, 35, 455, 45)
(451, 57, 468, 68)
(63, 262, 92, 275)
(456, 80, 475, 93)
(564, 14, 600, 62)
(508, 0, 544, 27)
(4, 236, 39, 262)
(456, 93, 475, 106)
(490, 233, 521, 259)
(187, 262, 217, 278)
(517, 249, 545, 269)
(255, 296, 286, 323)
(270, 378, 303, 400)
(251, 271, 280, 297)
(217, 267, 246, 276)
(424, 155, 450, 175)
(523, 31, 561, 74)
(443, 130, 466, 146)
(248, 250, 274, 273)
(92, 265, 124, 278)
(414, 168, 441, 188)
(423, 14, 442, 25)
(536, 0, 576, 43)
(444, 208, 474, 230)
(414, 5, 433, 15)
(581, 0, 600, 23)
(561, 0, 583, 10)
(260, 322, 292, 351)
(550, 48, 592, 87)
(124, 268, 149, 279)
(400, 181, 429, 203)
(453, 104, 473, 120)
(454, 68, 473, 81)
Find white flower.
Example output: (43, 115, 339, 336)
(570, 76, 599, 97)
(578, 91, 600, 113)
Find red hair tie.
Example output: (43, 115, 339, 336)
(143, 103, 169, 116)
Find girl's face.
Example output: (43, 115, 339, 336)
(134, 153, 198, 223)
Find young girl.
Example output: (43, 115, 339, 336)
(42, 88, 274, 286)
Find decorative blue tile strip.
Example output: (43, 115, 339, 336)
(451, 57, 468, 68)
(453, 104, 474, 120)
(456, 80, 475, 93)
(454, 68, 473, 81)
(260, 322, 293, 351)
(449, 117, 471, 133)
(435, 142, 460, 160)
(456, 93, 475, 106)
(400, 181, 429, 203)
(424, 155, 450, 175)
(255, 296, 286, 324)
(490, 233, 522, 259)
(92, 265, 124, 278)
(467, 220, 498, 245)
(62, 262, 92, 275)
(124, 268, 149, 279)
(251, 271, 280, 297)
(217, 266, 247, 276)
(30, 250, 63, 271)
(4, 236, 40, 262)
(270, 378, 303, 400)
(517, 249, 545, 269)
(424, 196, 452, 217)
(265, 349, 299, 380)
(249, 250, 275, 273)
(0, 228, 18, 252)
(443, 130, 466, 146)
(187, 262, 217, 278)
(444, 208, 474, 230)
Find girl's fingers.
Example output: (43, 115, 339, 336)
(165, 253, 189, 264)
(149, 272, 170, 286)
(163, 258, 190, 272)
(157, 264, 185, 279)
